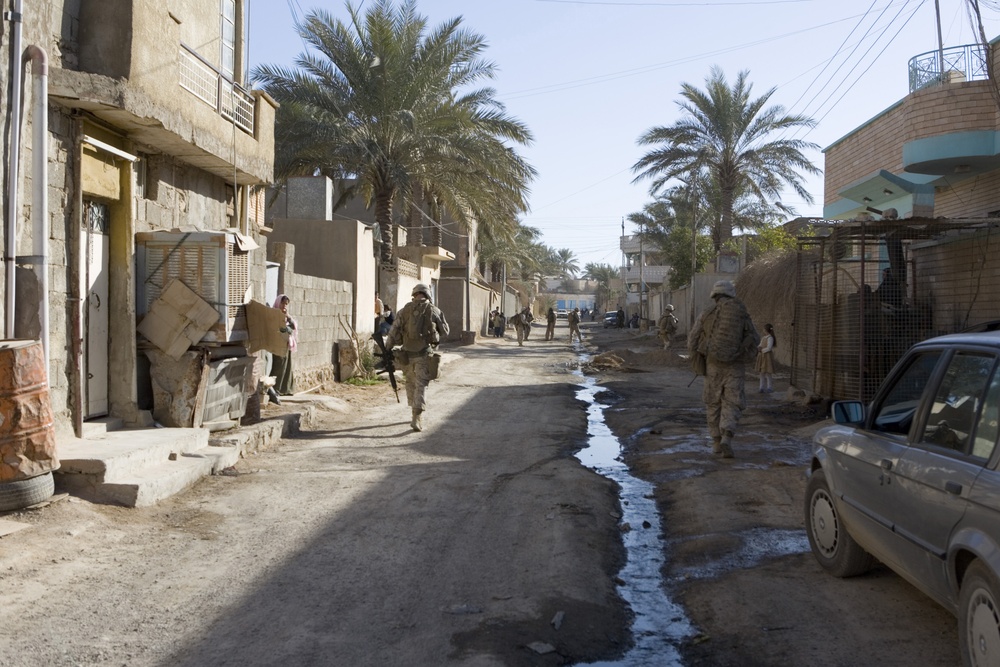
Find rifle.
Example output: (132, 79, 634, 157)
(371, 331, 400, 403)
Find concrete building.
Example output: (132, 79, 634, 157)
(620, 234, 671, 324)
(2, 1, 277, 438)
(787, 35, 1000, 401)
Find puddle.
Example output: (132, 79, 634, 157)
(572, 368, 694, 666)
(670, 527, 810, 581)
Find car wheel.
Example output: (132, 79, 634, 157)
(960, 561, 1000, 666)
(0, 472, 55, 512)
(804, 469, 875, 577)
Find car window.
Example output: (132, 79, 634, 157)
(971, 366, 1000, 460)
(920, 353, 996, 456)
(872, 351, 942, 435)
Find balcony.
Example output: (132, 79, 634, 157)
(179, 44, 255, 135)
(909, 43, 988, 93)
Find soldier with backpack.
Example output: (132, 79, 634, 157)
(688, 280, 759, 458)
(386, 283, 450, 432)
(657, 304, 679, 349)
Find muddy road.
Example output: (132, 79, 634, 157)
(585, 324, 959, 666)
(0, 321, 963, 666)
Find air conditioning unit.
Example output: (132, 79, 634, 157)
(136, 231, 250, 343)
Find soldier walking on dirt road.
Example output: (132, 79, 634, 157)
(386, 283, 450, 432)
(568, 307, 583, 343)
(689, 280, 759, 458)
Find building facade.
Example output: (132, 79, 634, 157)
(2, 1, 277, 437)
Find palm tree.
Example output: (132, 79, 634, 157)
(255, 1, 535, 265)
(631, 67, 819, 252)
(582, 263, 619, 312)
(554, 248, 579, 279)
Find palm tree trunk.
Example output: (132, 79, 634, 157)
(376, 189, 394, 265)
(408, 200, 423, 247)
(719, 186, 735, 252)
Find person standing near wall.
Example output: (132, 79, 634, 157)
(385, 283, 450, 432)
(272, 294, 297, 396)
(545, 307, 556, 341)
(374, 291, 384, 331)
(688, 281, 759, 458)
(756, 323, 776, 393)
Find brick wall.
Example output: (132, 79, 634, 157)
(824, 82, 1000, 207)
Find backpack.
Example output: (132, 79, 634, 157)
(698, 298, 758, 364)
(409, 301, 440, 346)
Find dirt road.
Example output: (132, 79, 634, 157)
(0, 335, 628, 666)
(1, 321, 965, 666)
(585, 324, 960, 666)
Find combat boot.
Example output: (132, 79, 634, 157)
(411, 409, 424, 432)
(711, 436, 723, 455)
(719, 430, 735, 459)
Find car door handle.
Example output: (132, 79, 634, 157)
(945, 481, 963, 496)
(881, 459, 893, 471)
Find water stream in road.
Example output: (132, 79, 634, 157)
(571, 364, 693, 667)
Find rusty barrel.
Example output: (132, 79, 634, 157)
(0, 340, 57, 482)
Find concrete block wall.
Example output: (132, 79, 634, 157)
(271, 242, 354, 389)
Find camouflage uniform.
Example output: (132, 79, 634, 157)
(689, 281, 759, 457)
(386, 285, 450, 431)
(568, 308, 583, 343)
(657, 307, 678, 349)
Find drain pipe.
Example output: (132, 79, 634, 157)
(4, 0, 23, 339)
(25, 45, 48, 380)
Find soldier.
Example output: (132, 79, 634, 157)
(568, 307, 583, 343)
(545, 307, 557, 341)
(657, 304, 679, 349)
(688, 280, 759, 458)
(386, 283, 450, 432)
(511, 306, 532, 346)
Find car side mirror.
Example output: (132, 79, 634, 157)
(832, 400, 865, 425)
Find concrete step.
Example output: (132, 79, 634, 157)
(60, 453, 214, 507)
(57, 428, 209, 482)
(80, 416, 126, 438)
(54, 427, 220, 507)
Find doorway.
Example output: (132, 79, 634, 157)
(84, 199, 109, 417)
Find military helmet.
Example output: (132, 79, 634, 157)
(711, 280, 736, 298)
(665, 304, 675, 312)
(412, 283, 432, 300)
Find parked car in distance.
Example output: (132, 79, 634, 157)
(555, 309, 569, 319)
(603, 312, 618, 328)
(805, 331, 1000, 666)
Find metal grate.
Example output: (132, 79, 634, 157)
(792, 220, 1000, 402)
(179, 48, 218, 108)
(179, 45, 255, 135)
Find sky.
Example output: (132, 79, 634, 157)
(246, 0, 1000, 271)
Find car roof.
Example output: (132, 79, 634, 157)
(914, 330, 1000, 350)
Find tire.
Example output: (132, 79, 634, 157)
(804, 468, 875, 577)
(0, 472, 55, 512)
(960, 561, 1000, 667)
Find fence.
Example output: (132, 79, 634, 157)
(791, 219, 1000, 402)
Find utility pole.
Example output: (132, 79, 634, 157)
(639, 221, 646, 331)
(935, 0, 945, 84)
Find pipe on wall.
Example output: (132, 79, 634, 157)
(25, 44, 47, 380)
(4, 0, 23, 339)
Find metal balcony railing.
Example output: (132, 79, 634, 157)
(909, 43, 988, 93)
(179, 44, 255, 135)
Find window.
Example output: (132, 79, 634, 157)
(220, 0, 236, 80)
(920, 353, 996, 455)
(872, 351, 942, 435)
(972, 369, 1000, 460)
